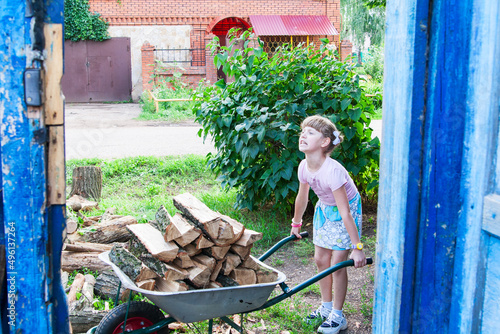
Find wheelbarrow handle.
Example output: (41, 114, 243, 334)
(258, 231, 309, 262)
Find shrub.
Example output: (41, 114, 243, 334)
(64, 0, 110, 42)
(362, 46, 384, 83)
(194, 30, 380, 211)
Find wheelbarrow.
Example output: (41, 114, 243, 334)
(88, 232, 373, 333)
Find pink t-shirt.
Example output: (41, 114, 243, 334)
(298, 157, 358, 206)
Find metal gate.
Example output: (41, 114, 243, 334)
(62, 37, 131, 102)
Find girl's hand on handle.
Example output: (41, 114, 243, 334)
(350, 249, 366, 268)
(290, 226, 302, 239)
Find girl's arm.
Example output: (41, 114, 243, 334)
(291, 182, 310, 238)
(332, 185, 366, 268)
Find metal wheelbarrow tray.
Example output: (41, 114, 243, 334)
(99, 251, 286, 324)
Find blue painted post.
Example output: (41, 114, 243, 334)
(374, 0, 500, 332)
(0, 0, 68, 333)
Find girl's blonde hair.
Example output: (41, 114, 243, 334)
(301, 115, 343, 154)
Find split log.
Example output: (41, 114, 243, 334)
(230, 244, 252, 260)
(192, 254, 216, 272)
(221, 253, 242, 275)
(207, 281, 222, 289)
(220, 214, 245, 243)
(234, 229, 263, 247)
(137, 279, 156, 291)
(203, 245, 230, 260)
(183, 243, 202, 257)
(155, 278, 188, 292)
(63, 241, 118, 253)
(128, 237, 171, 278)
(164, 214, 201, 247)
(173, 249, 195, 268)
(62, 251, 109, 273)
(215, 275, 239, 287)
(230, 268, 257, 286)
(210, 260, 223, 282)
(256, 267, 279, 284)
(70, 166, 102, 201)
(150, 205, 172, 234)
(67, 194, 99, 212)
(195, 235, 214, 249)
(173, 193, 221, 240)
(100, 207, 117, 222)
(162, 263, 189, 281)
(94, 269, 130, 301)
(108, 246, 158, 282)
(80, 216, 137, 244)
(240, 256, 260, 271)
(187, 262, 211, 288)
(69, 310, 108, 334)
(127, 223, 179, 262)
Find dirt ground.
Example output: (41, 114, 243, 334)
(261, 212, 377, 334)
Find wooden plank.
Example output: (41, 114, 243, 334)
(127, 223, 179, 262)
(47, 126, 66, 204)
(43, 24, 64, 125)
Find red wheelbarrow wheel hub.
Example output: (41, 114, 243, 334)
(112, 317, 156, 334)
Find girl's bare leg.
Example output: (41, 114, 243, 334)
(331, 250, 349, 310)
(315, 245, 334, 302)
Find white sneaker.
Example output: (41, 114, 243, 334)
(317, 312, 347, 334)
(305, 305, 331, 324)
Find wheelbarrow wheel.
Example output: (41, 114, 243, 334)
(95, 301, 170, 334)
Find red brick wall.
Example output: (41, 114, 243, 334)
(90, 0, 342, 35)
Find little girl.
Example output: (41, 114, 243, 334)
(291, 115, 366, 334)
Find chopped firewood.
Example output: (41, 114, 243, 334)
(196, 235, 215, 249)
(192, 254, 216, 272)
(184, 243, 202, 257)
(61, 270, 69, 289)
(79, 274, 97, 311)
(203, 245, 230, 260)
(136, 279, 156, 291)
(94, 269, 130, 301)
(230, 244, 252, 260)
(173, 249, 195, 268)
(222, 253, 242, 275)
(230, 268, 257, 286)
(256, 268, 279, 284)
(80, 215, 137, 244)
(127, 223, 179, 262)
(163, 262, 189, 281)
(151, 205, 173, 234)
(219, 214, 245, 244)
(62, 251, 110, 273)
(216, 274, 239, 287)
(128, 237, 173, 278)
(234, 229, 263, 247)
(209, 260, 224, 282)
(63, 241, 118, 253)
(165, 214, 201, 247)
(155, 278, 188, 292)
(168, 322, 188, 331)
(211, 220, 235, 246)
(187, 262, 211, 288)
(108, 245, 158, 282)
(173, 193, 221, 240)
(240, 256, 261, 271)
(99, 207, 117, 222)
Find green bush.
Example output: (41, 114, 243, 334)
(194, 30, 380, 211)
(64, 0, 110, 42)
(362, 46, 384, 83)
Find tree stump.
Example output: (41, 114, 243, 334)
(70, 166, 102, 201)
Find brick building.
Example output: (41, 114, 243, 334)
(89, 0, 352, 100)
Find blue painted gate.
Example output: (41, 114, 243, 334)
(374, 0, 499, 332)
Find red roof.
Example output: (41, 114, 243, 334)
(249, 15, 339, 36)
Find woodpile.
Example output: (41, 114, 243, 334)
(63, 192, 276, 332)
(107, 193, 278, 292)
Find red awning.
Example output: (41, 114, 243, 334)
(249, 15, 339, 36)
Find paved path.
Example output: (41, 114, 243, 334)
(65, 103, 382, 160)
